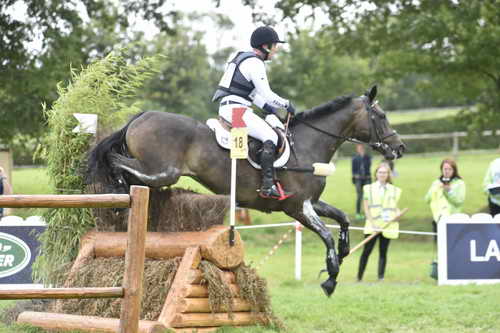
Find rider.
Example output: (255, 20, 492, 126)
(212, 26, 296, 199)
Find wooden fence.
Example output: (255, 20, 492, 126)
(0, 185, 150, 333)
(400, 129, 500, 157)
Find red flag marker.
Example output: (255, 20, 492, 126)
(232, 107, 247, 128)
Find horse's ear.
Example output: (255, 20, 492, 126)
(368, 85, 377, 103)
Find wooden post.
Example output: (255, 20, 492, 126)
(119, 186, 150, 333)
(452, 132, 459, 158)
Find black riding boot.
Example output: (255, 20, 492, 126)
(259, 140, 282, 199)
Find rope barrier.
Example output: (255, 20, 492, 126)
(236, 221, 436, 236)
(254, 228, 294, 270)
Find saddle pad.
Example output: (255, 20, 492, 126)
(206, 118, 290, 169)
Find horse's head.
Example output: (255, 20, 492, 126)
(353, 86, 406, 160)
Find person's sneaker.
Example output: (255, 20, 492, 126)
(355, 213, 364, 221)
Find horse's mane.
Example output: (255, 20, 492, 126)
(290, 95, 354, 126)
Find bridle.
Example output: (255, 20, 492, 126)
(291, 95, 398, 150)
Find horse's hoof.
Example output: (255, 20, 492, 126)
(320, 278, 337, 297)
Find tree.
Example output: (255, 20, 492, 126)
(0, 0, 179, 144)
(253, 0, 500, 130)
(268, 30, 372, 109)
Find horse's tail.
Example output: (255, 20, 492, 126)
(86, 112, 146, 192)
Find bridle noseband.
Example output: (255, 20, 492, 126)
(292, 96, 397, 150)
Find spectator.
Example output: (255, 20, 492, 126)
(352, 144, 372, 220)
(357, 163, 402, 281)
(425, 159, 466, 243)
(0, 166, 12, 218)
(483, 157, 500, 216)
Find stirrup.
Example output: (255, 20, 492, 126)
(258, 182, 294, 201)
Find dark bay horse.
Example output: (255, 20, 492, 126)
(87, 86, 405, 297)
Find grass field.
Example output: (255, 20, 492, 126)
(2, 151, 499, 332)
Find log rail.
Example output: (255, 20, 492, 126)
(0, 186, 154, 333)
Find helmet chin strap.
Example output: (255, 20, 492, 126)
(258, 46, 271, 61)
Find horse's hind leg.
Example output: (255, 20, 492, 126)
(110, 153, 182, 188)
(313, 200, 351, 263)
(286, 199, 339, 297)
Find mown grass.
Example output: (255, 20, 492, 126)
(2, 151, 499, 332)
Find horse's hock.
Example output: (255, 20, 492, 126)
(17, 190, 274, 332)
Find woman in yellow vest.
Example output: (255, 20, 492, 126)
(425, 158, 465, 243)
(357, 163, 402, 281)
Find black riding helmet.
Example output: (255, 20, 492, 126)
(250, 26, 285, 60)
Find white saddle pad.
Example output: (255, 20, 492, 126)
(206, 118, 290, 169)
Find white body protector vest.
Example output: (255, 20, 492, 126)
(207, 51, 292, 168)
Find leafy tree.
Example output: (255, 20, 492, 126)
(0, 0, 178, 144)
(256, 0, 500, 131)
(269, 30, 372, 109)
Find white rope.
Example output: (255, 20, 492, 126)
(236, 221, 436, 236)
(235, 222, 296, 229)
(255, 228, 294, 270)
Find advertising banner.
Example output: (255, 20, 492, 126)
(0, 217, 46, 288)
(438, 215, 500, 285)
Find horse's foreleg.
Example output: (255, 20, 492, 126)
(313, 200, 351, 263)
(288, 199, 339, 297)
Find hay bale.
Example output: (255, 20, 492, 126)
(58, 257, 180, 320)
(51, 257, 280, 328)
(91, 187, 229, 232)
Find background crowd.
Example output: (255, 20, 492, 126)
(351, 145, 500, 280)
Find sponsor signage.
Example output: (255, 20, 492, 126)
(0, 217, 46, 287)
(438, 215, 500, 285)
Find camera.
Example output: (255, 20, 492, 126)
(441, 177, 451, 185)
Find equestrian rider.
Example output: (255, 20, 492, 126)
(212, 26, 296, 199)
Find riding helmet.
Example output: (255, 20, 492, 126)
(250, 26, 285, 48)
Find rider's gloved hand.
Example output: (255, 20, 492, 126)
(262, 103, 278, 114)
(286, 102, 296, 115)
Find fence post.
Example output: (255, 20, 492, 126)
(295, 222, 302, 281)
(452, 132, 459, 158)
(119, 186, 150, 333)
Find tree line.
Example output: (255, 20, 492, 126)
(1, 0, 498, 163)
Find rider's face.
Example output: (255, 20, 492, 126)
(268, 43, 279, 59)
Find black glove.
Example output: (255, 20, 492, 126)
(262, 103, 278, 114)
(286, 102, 296, 115)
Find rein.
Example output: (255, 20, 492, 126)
(292, 96, 397, 149)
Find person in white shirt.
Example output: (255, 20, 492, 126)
(212, 26, 296, 199)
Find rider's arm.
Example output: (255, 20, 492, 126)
(240, 57, 289, 109)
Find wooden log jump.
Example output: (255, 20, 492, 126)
(86, 225, 244, 269)
(0, 186, 165, 333)
(1, 186, 263, 332)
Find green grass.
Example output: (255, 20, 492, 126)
(2, 152, 499, 332)
(386, 107, 461, 125)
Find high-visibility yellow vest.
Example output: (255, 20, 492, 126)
(363, 182, 402, 239)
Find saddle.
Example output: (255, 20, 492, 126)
(206, 117, 291, 169)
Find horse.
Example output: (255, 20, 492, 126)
(87, 85, 405, 297)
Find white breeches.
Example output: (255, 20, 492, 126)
(219, 104, 283, 145)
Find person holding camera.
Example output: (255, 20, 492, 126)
(483, 157, 500, 216)
(425, 159, 466, 242)
(0, 166, 12, 218)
